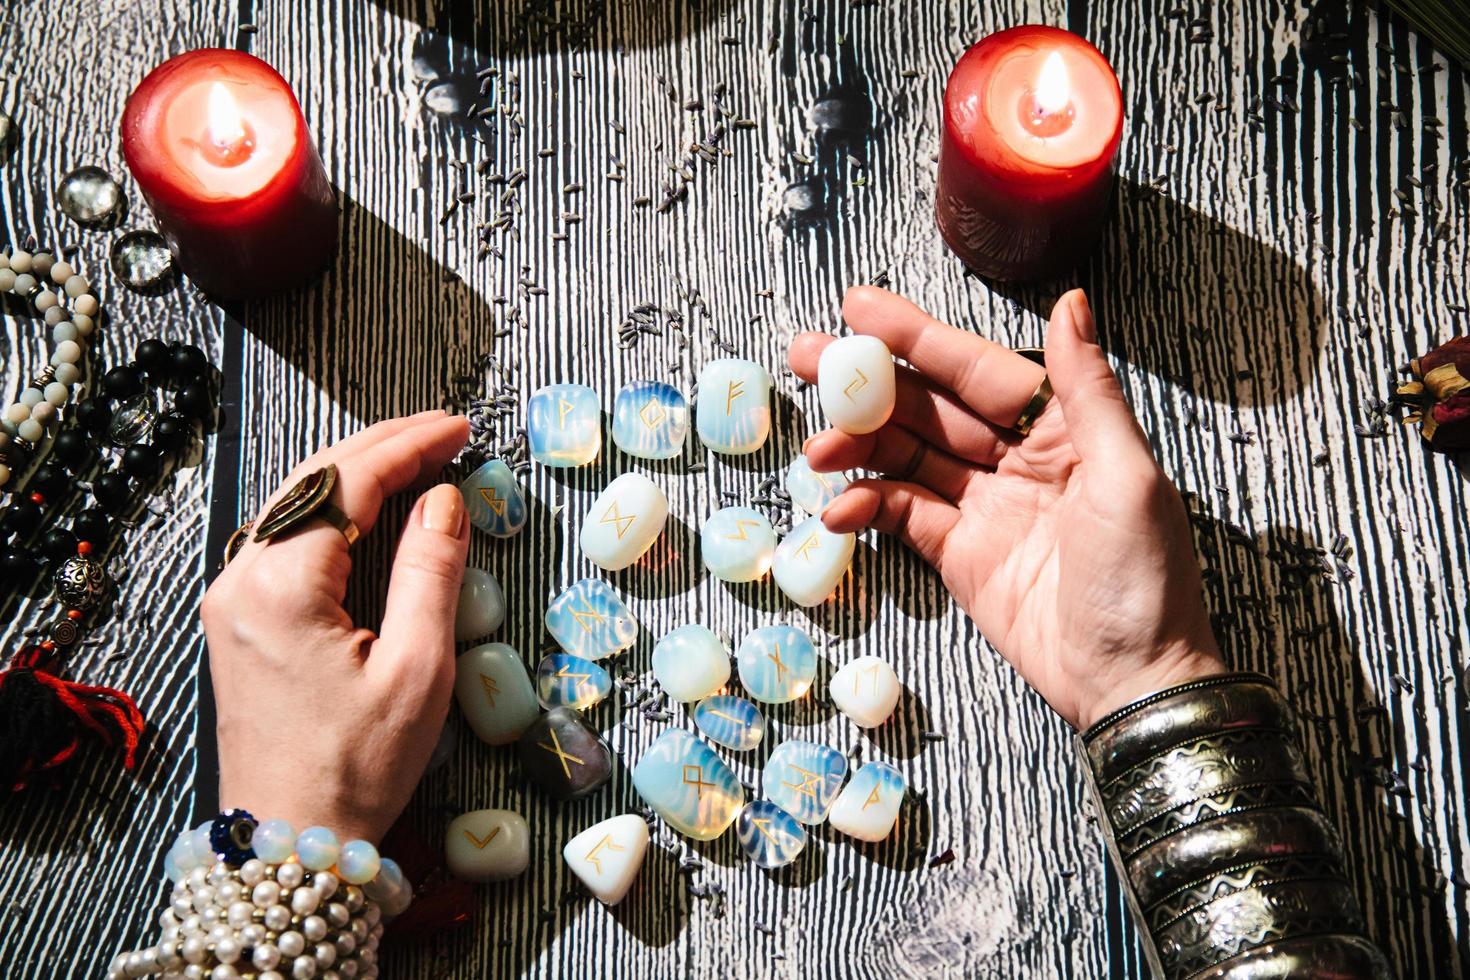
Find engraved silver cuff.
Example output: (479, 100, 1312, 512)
(1078, 673, 1394, 980)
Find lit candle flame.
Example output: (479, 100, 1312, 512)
(207, 82, 247, 149)
(1034, 51, 1071, 116)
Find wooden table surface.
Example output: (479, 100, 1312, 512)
(3, 1, 1468, 977)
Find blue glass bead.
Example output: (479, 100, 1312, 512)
(612, 381, 688, 460)
(458, 459, 528, 537)
(699, 506, 776, 582)
(535, 653, 613, 710)
(295, 826, 341, 871)
(528, 383, 601, 467)
(251, 819, 296, 864)
(694, 695, 765, 751)
(210, 808, 258, 865)
(651, 624, 730, 702)
(695, 359, 772, 455)
(785, 454, 849, 516)
(764, 739, 847, 825)
(336, 839, 382, 884)
(736, 800, 807, 868)
(545, 578, 638, 660)
(736, 624, 817, 703)
(631, 728, 744, 841)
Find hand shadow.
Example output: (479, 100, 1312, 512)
(984, 179, 1327, 409)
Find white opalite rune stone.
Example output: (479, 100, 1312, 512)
(695, 358, 773, 455)
(454, 567, 506, 642)
(771, 516, 856, 606)
(651, 624, 731, 702)
(579, 472, 669, 571)
(828, 655, 900, 728)
(827, 761, 906, 842)
(445, 809, 530, 882)
(817, 335, 895, 435)
(699, 506, 777, 583)
(562, 813, 650, 906)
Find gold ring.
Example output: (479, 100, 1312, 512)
(253, 464, 361, 548)
(222, 521, 254, 567)
(1013, 375, 1053, 436)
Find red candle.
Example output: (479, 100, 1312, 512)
(936, 26, 1122, 282)
(121, 50, 337, 300)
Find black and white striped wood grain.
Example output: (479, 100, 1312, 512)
(3, 0, 1467, 977)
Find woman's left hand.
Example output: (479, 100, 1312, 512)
(202, 411, 471, 844)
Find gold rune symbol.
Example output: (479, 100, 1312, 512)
(725, 379, 745, 415)
(463, 826, 502, 849)
(766, 641, 789, 679)
(706, 707, 742, 723)
(751, 818, 780, 846)
(844, 368, 869, 400)
(638, 398, 666, 429)
(555, 664, 592, 685)
(557, 398, 576, 428)
(726, 519, 762, 541)
(682, 764, 716, 799)
(478, 486, 507, 516)
(783, 765, 822, 799)
(854, 662, 882, 695)
(862, 785, 882, 810)
(570, 601, 606, 633)
(600, 501, 637, 540)
(480, 673, 499, 706)
(538, 727, 585, 779)
(794, 534, 820, 562)
(584, 834, 625, 875)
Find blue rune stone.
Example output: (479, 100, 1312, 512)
(611, 381, 688, 460)
(693, 695, 765, 751)
(828, 760, 907, 842)
(528, 383, 601, 467)
(535, 653, 613, 710)
(458, 459, 528, 537)
(736, 800, 807, 869)
(545, 578, 638, 660)
(695, 358, 772, 455)
(735, 624, 817, 703)
(785, 454, 849, 516)
(631, 728, 744, 841)
(764, 739, 847, 825)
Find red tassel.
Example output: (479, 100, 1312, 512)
(0, 645, 145, 792)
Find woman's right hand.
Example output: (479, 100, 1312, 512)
(789, 287, 1224, 729)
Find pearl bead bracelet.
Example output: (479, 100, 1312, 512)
(1, 244, 103, 489)
(111, 810, 412, 980)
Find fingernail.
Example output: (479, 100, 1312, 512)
(1068, 290, 1096, 343)
(423, 483, 464, 535)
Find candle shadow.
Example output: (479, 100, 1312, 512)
(981, 179, 1327, 408)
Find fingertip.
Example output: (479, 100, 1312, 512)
(789, 332, 833, 378)
(820, 486, 878, 532)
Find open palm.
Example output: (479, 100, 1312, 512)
(790, 287, 1221, 728)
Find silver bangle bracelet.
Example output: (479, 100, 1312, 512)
(1078, 673, 1394, 980)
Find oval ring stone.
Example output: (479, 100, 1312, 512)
(528, 383, 601, 467)
(817, 335, 896, 435)
(455, 567, 506, 642)
(458, 459, 528, 537)
(445, 809, 530, 882)
(771, 516, 856, 607)
(736, 624, 817, 704)
(694, 695, 765, 751)
(828, 655, 901, 729)
(700, 506, 776, 582)
(536, 653, 613, 710)
(828, 761, 906, 842)
(454, 643, 540, 746)
(736, 800, 807, 869)
(764, 739, 848, 825)
(695, 358, 772, 455)
(651, 625, 730, 702)
(612, 381, 688, 460)
(563, 813, 650, 905)
(785, 454, 849, 516)
(545, 578, 638, 660)
(580, 472, 669, 571)
(631, 729, 744, 841)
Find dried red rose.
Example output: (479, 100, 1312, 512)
(1392, 335, 1470, 452)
